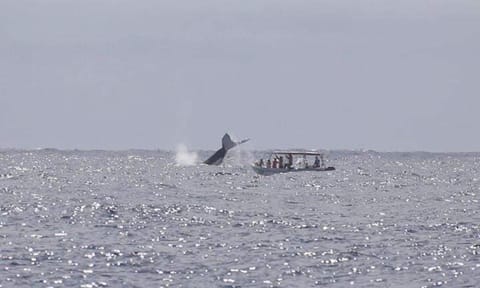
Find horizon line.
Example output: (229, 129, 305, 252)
(1, 147, 479, 154)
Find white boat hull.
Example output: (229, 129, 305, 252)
(251, 165, 335, 176)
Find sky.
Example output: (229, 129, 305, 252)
(1, 0, 479, 152)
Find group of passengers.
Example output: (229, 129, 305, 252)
(255, 154, 290, 169)
(255, 154, 322, 169)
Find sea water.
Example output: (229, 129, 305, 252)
(0, 149, 479, 287)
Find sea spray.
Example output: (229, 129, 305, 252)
(175, 144, 198, 166)
(229, 146, 255, 167)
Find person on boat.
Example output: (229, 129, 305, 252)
(266, 159, 272, 168)
(286, 153, 293, 169)
(278, 156, 284, 169)
(272, 157, 278, 169)
(259, 158, 264, 167)
(313, 156, 320, 168)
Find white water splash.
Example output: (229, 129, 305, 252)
(175, 144, 198, 166)
(229, 145, 254, 167)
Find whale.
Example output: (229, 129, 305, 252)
(204, 133, 249, 165)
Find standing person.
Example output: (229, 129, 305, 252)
(286, 153, 293, 169)
(266, 159, 272, 168)
(259, 159, 264, 167)
(314, 156, 320, 168)
(272, 157, 278, 169)
(278, 156, 284, 169)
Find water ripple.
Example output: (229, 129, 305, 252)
(1, 150, 480, 287)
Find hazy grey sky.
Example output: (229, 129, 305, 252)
(1, 0, 479, 151)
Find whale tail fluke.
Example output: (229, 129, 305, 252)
(222, 133, 236, 151)
(204, 133, 250, 165)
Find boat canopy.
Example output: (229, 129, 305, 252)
(271, 150, 323, 156)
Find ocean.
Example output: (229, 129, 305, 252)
(0, 149, 479, 287)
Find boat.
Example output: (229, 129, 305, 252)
(251, 150, 335, 176)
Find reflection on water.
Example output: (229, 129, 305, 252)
(0, 150, 480, 287)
